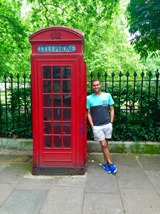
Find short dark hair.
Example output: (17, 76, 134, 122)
(91, 79, 100, 85)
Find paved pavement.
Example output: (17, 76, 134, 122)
(0, 150, 160, 214)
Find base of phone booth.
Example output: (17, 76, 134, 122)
(32, 166, 85, 175)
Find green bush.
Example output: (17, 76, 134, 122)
(0, 87, 31, 138)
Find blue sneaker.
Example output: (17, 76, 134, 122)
(103, 163, 111, 174)
(108, 163, 117, 174)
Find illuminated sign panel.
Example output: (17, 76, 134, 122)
(38, 45, 76, 53)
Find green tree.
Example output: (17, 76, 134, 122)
(88, 0, 145, 75)
(0, 0, 150, 78)
(27, 0, 145, 75)
(26, 0, 120, 73)
(0, 0, 30, 76)
(141, 55, 160, 72)
(127, 0, 160, 58)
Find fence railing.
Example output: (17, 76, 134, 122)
(0, 74, 31, 138)
(0, 71, 159, 141)
(88, 70, 160, 141)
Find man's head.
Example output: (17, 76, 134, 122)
(91, 79, 101, 94)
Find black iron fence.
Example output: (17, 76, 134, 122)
(0, 71, 159, 141)
(88, 70, 160, 141)
(0, 74, 31, 138)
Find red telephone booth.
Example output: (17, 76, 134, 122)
(29, 26, 87, 175)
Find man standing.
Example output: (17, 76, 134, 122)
(87, 79, 117, 174)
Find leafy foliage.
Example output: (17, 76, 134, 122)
(26, 0, 146, 75)
(141, 55, 160, 71)
(0, 86, 31, 138)
(0, 73, 31, 138)
(1, 0, 157, 77)
(127, 0, 160, 58)
(0, 0, 30, 76)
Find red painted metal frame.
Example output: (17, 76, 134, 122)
(29, 26, 87, 175)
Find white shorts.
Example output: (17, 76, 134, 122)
(92, 123, 113, 141)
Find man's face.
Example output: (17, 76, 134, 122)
(92, 80, 101, 94)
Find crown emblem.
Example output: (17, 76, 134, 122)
(50, 31, 61, 40)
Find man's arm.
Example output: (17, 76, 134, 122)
(109, 105, 114, 123)
(87, 109, 94, 128)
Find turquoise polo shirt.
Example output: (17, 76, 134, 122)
(86, 92, 114, 126)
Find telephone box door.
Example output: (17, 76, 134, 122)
(40, 62, 76, 166)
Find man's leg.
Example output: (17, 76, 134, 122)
(100, 138, 117, 174)
(100, 138, 112, 164)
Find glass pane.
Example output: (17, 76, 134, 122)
(44, 108, 52, 120)
(54, 136, 62, 148)
(63, 136, 71, 148)
(63, 80, 70, 93)
(53, 80, 61, 92)
(63, 95, 71, 107)
(63, 109, 71, 120)
(44, 95, 52, 107)
(63, 123, 71, 134)
(44, 136, 52, 148)
(54, 122, 61, 134)
(44, 122, 52, 134)
(54, 108, 61, 120)
(43, 66, 51, 79)
(62, 66, 71, 78)
(53, 95, 61, 107)
(53, 66, 61, 79)
(43, 80, 51, 93)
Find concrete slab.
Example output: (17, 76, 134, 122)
(120, 188, 160, 214)
(85, 162, 118, 193)
(83, 192, 124, 214)
(0, 183, 15, 206)
(0, 163, 31, 184)
(110, 153, 141, 167)
(116, 166, 153, 189)
(51, 174, 86, 187)
(138, 155, 160, 171)
(39, 186, 84, 214)
(16, 177, 53, 190)
(0, 151, 160, 214)
(144, 170, 160, 193)
(87, 152, 103, 163)
(156, 188, 160, 195)
(0, 189, 47, 214)
(0, 162, 10, 173)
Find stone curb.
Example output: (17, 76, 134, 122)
(0, 138, 32, 151)
(0, 138, 160, 154)
(88, 140, 160, 154)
